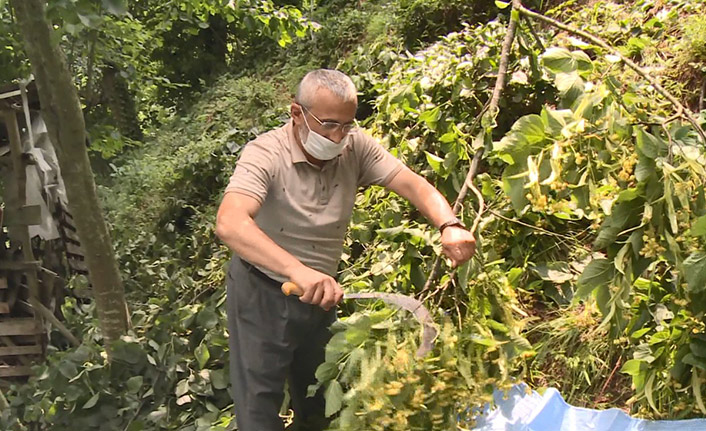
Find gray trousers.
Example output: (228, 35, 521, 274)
(226, 256, 336, 431)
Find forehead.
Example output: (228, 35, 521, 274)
(308, 88, 357, 122)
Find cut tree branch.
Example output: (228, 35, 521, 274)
(420, 0, 522, 295)
(517, 4, 706, 145)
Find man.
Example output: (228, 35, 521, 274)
(215, 69, 475, 431)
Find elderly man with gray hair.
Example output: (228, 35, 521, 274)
(216, 69, 476, 430)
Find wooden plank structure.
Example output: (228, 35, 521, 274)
(0, 81, 82, 384)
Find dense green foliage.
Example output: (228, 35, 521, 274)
(2, 0, 706, 429)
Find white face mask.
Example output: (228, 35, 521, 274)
(299, 115, 349, 161)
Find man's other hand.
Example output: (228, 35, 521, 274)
(289, 266, 343, 311)
(441, 226, 476, 267)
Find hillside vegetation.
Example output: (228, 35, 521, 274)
(3, 0, 706, 429)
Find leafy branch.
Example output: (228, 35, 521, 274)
(421, 0, 522, 295)
(517, 4, 706, 145)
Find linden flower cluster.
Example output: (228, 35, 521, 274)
(640, 228, 666, 258)
(618, 152, 638, 182)
(527, 193, 549, 212)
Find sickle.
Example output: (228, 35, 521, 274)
(282, 282, 438, 357)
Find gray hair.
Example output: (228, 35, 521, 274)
(295, 69, 358, 107)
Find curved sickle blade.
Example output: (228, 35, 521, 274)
(345, 292, 437, 357)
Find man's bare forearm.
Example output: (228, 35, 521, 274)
(388, 169, 456, 227)
(216, 213, 303, 279)
(410, 182, 456, 227)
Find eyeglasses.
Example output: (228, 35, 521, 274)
(301, 105, 358, 135)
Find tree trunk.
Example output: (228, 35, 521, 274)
(11, 0, 129, 352)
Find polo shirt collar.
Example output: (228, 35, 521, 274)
(286, 121, 309, 164)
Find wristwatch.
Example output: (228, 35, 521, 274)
(439, 217, 464, 234)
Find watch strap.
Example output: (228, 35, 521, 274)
(439, 217, 464, 234)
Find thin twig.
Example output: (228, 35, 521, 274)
(487, 208, 576, 241)
(466, 173, 486, 235)
(123, 400, 146, 431)
(518, 5, 706, 145)
(30, 297, 80, 347)
(700, 77, 705, 112)
(597, 355, 623, 401)
(420, 0, 522, 295)
(522, 15, 545, 52)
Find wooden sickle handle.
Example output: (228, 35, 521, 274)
(281, 282, 304, 296)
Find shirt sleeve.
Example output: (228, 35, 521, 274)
(355, 132, 405, 187)
(224, 138, 276, 203)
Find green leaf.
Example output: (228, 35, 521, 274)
(542, 47, 577, 73)
(576, 258, 614, 299)
(102, 0, 128, 15)
(621, 359, 645, 376)
(419, 106, 440, 129)
(315, 362, 338, 383)
(683, 353, 706, 371)
(195, 343, 210, 369)
(487, 319, 509, 333)
(614, 243, 630, 275)
(541, 108, 572, 137)
(325, 332, 348, 363)
(691, 341, 706, 359)
(684, 253, 706, 294)
(595, 284, 611, 315)
(344, 327, 370, 345)
(645, 372, 658, 413)
(512, 114, 545, 145)
(439, 132, 456, 143)
(634, 344, 656, 363)
(617, 187, 642, 202)
(324, 380, 344, 417)
(690, 215, 706, 237)
(697, 185, 706, 216)
(197, 307, 219, 329)
(594, 223, 620, 250)
(111, 340, 146, 364)
(631, 327, 652, 339)
(470, 334, 499, 348)
(636, 128, 660, 159)
(176, 379, 189, 397)
(425, 151, 444, 174)
(58, 360, 78, 379)
(572, 50, 593, 72)
(443, 151, 459, 171)
(211, 369, 229, 390)
(82, 393, 100, 409)
(77, 12, 104, 28)
(495, 0, 511, 9)
(127, 376, 143, 394)
(554, 72, 584, 98)
(507, 267, 523, 287)
(502, 165, 528, 213)
(635, 157, 655, 182)
(533, 262, 573, 283)
(457, 260, 472, 289)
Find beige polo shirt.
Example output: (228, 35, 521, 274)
(224, 121, 405, 282)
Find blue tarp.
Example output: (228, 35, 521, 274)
(473, 384, 706, 431)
